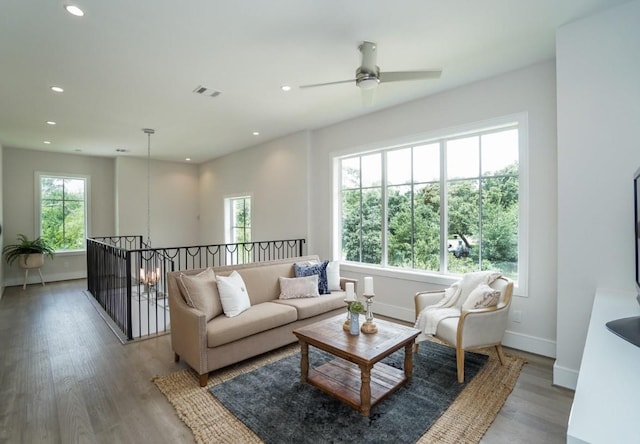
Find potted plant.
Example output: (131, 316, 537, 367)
(2, 234, 55, 268)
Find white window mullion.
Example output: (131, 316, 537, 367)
(478, 135, 484, 268)
(381, 152, 388, 267)
(440, 140, 448, 273)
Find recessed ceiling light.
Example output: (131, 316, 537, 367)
(50, 86, 64, 93)
(64, 5, 84, 16)
(185, 158, 191, 161)
(253, 131, 260, 136)
(43, 141, 51, 144)
(46, 121, 56, 125)
(281, 85, 291, 92)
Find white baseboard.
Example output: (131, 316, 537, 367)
(374, 301, 558, 359)
(374, 301, 415, 323)
(552, 362, 579, 390)
(4, 271, 86, 288)
(502, 330, 557, 358)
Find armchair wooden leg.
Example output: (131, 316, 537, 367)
(456, 347, 465, 383)
(495, 344, 506, 366)
(199, 373, 209, 387)
(413, 342, 420, 353)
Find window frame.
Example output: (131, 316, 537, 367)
(332, 113, 529, 296)
(35, 172, 90, 255)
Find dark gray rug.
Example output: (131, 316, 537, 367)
(209, 341, 488, 444)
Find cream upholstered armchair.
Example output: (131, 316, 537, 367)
(414, 275, 514, 383)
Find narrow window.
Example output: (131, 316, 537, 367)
(225, 195, 252, 264)
(228, 196, 251, 244)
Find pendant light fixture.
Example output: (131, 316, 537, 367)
(142, 128, 154, 248)
(141, 128, 159, 289)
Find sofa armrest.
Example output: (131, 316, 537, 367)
(167, 284, 208, 375)
(339, 277, 358, 292)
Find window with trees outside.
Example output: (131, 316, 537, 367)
(226, 196, 252, 244)
(38, 173, 88, 252)
(338, 123, 521, 284)
(225, 195, 252, 264)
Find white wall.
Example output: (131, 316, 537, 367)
(199, 131, 309, 244)
(114, 157, 199, 248)
(555, 0, 640, 389)
(2, 148, 115, 285)
(0, 143, 4, 298)
(309, 61, 559, 357)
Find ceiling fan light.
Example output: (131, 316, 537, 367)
(357, 77, 379, 90)
(65, 5, 84, 16)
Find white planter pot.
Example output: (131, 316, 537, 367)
(18, 253, 45, 270)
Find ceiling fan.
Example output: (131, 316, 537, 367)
(299, 41, 442, 90)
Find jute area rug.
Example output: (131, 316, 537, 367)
(153, 341, 525, 444)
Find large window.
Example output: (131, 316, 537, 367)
(338, 122, 521, 282)
(37, 173, 89, 252)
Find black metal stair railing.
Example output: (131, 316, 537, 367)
(86, 237, 306, 341)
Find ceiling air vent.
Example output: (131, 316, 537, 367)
(193, 85, 221, 98)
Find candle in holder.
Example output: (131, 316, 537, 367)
(345, 282, 355, 301)
(364, 276, 374, 295)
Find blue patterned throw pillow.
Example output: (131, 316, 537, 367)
(293, 260, 330, 294)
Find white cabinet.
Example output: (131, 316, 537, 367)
(567, 289, 640, 444)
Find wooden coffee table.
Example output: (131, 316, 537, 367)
(292, 314, 420, 416)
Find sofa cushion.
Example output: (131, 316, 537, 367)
(273, 291, 346, 320)
(206, 302, 298, 347)
(216, 271, 251, 317)
(294, 260, 330, 294)
(179, 268, 222, 321)
(279, 275, 320, 299)
(217, 262, 297, 305)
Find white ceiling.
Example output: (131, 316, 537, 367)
(0, 0, 627, 163)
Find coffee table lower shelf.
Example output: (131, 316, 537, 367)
(307, 358, 406, 414)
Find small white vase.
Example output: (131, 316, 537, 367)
(349, 312, 360, 335)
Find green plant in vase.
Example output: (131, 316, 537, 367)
(349, 301, 365, 314)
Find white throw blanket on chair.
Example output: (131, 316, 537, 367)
(414, 271, 501, 342)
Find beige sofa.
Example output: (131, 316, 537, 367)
(167, 255, 354, 386)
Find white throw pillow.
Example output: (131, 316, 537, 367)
(279, 275, 320, 299)
(456, 271, 502, 307)
(179, 268, 222, 322)
(326, 261, 341, 291)
(216, 271, 251, 317)
(462, 283, 501, 311)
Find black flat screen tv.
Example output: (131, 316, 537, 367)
(605, 166, 640, 347)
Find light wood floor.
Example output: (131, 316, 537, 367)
(0, 280, 574, 443)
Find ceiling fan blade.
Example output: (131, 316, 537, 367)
(379, 70, 442, 83)
(299, 79, 355, 89)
